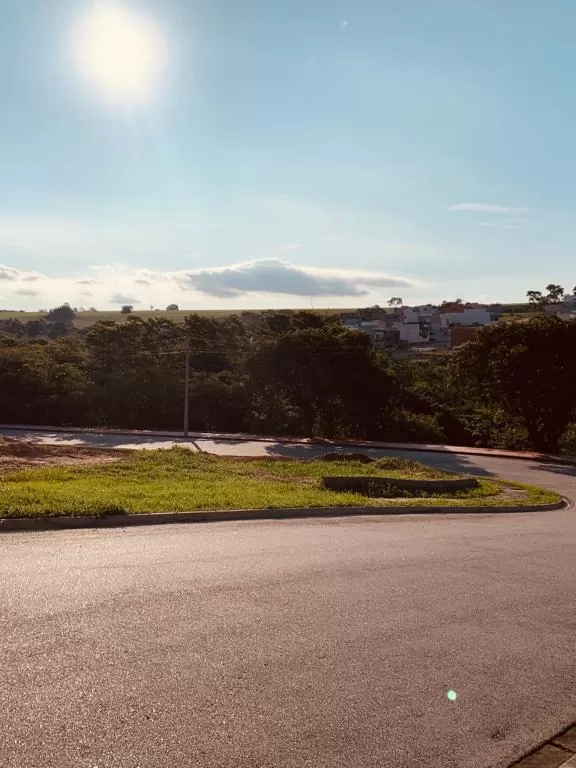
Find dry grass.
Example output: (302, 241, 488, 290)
(0, 437, 128, 474)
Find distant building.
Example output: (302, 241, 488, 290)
(545, 304, 571, 316)
(545, 295, 576, 317)
(394, 319, 430, 344)
(440, 308, 493, 327)
(425, 312, 449, 342)
(365, 327, 401, 351)
(342, 303, 493, 348)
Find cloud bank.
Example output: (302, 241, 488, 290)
(0, 259, 414, 310)
(448, 203, 528, 214)
(110, 292, 140, 305)
(175, 259, 412, 299)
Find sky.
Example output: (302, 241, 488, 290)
(1, 0, 575, 311)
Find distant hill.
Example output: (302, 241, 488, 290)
(0, 307, 353, 330)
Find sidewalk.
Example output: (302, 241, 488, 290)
(1, 423, 575, 466)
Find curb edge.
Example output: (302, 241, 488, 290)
(0, 498, 568, 533)
(509, 721, 576, 768)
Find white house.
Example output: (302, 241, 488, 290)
(440, 308, 493, 327)
(393, 322, 430, 344)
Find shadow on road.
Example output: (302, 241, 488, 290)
(3, 430, 205, 452)
(530, 463, 576, 478)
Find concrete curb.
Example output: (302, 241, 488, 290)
(510, 722, 576, 767)
(0, 498, 568, 533)
(322, 475, 479, 493)
(2, 423, 576, 466)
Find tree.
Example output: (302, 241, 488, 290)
(545, 284, 565, 303)
(47, 321, 73, 339)
(245, 324, 396, 438)
(527, 284, 565, 311)
(526, 290, 545, 310)
(0, 341, 90, 425)
(25, 319, 47, 338)
(441, 298, 463, 306)
(388, 297, 403, 307)
(452, 315, 576, 453)
(121, 305, 133, 314)
(85, 317, 184, 428)
(166, 304, 179, 311)
(47, 304, 76, 323)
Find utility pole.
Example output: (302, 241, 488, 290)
(183, 334, 190, 437)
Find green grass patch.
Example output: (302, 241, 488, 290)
(0, 449, 562, 518)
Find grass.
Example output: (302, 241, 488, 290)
(2, 304, 535, 331)
(0, 307, 354, 329)
(0, 449, 562, 518)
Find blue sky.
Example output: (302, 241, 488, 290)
(1, 0, 575, 310)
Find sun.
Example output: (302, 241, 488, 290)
(71, 3, 167, 105)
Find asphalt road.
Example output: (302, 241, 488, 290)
(0, 429, 575, 767)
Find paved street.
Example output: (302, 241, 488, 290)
(0, 429, 575, 767)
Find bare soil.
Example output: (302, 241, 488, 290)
(0, 437, 129, 474)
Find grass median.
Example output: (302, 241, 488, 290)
(0, 448, 562, 518)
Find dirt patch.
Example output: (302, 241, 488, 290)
(0, 437, 129, 474)
(315, 452, 375, 464)
(496, 484, 526, 500)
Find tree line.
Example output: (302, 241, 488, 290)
(0, 307, 575, 454)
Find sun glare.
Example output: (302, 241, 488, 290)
(71, 3, 167, 104)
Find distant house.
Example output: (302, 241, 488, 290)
(424, 312, 449, 342)
(365, 327, 401, 351)
(394, 319, 430, 344)
(440, 308, 493, 327)
(545, 304, 571, 316)
(342, 303, 494, 348)
(545, 295, 576, 316)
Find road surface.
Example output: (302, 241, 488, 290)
(0, 428, 575, 767)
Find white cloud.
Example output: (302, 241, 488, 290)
(0, 264, 44, 282)
(0, 259, 416, 311)
(175, 259, 413, 299)
(448, 203, 528, 214)
(479, 219, 529, 230)
(278, 243, 302, 252)
(0, 266, 20, 281)
(16, 288, 40, 296)
(110, 292, 140, 305)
